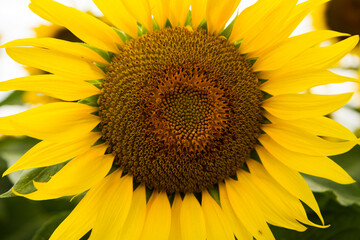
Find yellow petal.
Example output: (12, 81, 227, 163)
(202, 190, 233, 240)
(237, 168, 307, 232)
(169, 193, 182, 240)
(266, 114, 357, 141)
(118, 185, 147, 240)
(0, 75, 100, 101)
(121, 0, 153, 32)
(230, 0, 283, 43)
(261, 123, 358, 156)
(180, 193, 206, 240)
(247, 159, 326, 230)
(247, 0, 330, 57)
(2, 38, 109, 65)
(225, 178, 275, 240)
(29, 0, 121, 52)
(261, 36, 359, 79)
(140, 191, 171, 240)
(263, 93, 352, 120)
(261, 70, 358, 95)
(219, 183, 253, 240)
(49, 171, 115, 240)
(0, 102, 99, 142)
(258, 135, 356, 184)
(149, 0, 170, 28)
(254, 30, 349, 72)
(0, 118, 20, 135)
(6, 47, 104, 80)
(268, 0, 330, 50)
(32, 145, 113, 199)
(169, 0, 191, 26)
(90, 173, 133, 240)
(256, 146, 325, 224)
(93, 0, 138, 38)
(191, 0, 207, 29)
(240, 0, 298, 54)
(206, 0, 241, 34)
(3, 132, 100, 176)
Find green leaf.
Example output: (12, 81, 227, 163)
(78, 95, 100, 107)
(272, 193, 360, 240)
(219, 17, 237, 39)
(0, 162, 67, 198)
(0, 136, 40, 183)
(184, 10, 192, 27)
(113, 27, 133, 43)
(32, 211, 69, 240)
(79, 43, 112, 63)
(304, 145, 360, 206)
(0, 90, 25, 106)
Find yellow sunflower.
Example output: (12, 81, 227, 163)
(1, 0, 359, 239)
(312, 0, 360, 55)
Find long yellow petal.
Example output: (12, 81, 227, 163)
(191, 0, 207, 29)
(230, 0, 283, 43)
(258, 135, 355, 184)
(2, 38, 109, 65)
(0, 102, 99, 142)
(0, 75, 100, 101)
(261, 70, 358, 95)
(266, 114, 357, 141)
(93, 0, 138, 38)
(6, 47, 104, 80)
(169, 193, 182, 240)
(29, 0, 121, 52)
(237, 168, 307, 232)
(121, 0, 153, 32)
(202, 190, 233, 240)
(247, 0, 330, 57)
(169, 0, 191, 26)
(3, 132, 100, 176)
(219, 183, 253, 240)
(149, 0, 170, 28)
(247, 160, 326, 230)
(180, 193, 206, 240)
(32, 145, 113, 198)
(206, 0, 241, 34)
(90, 173, 133, 240)
(261, 124, 358, 156)
(263, 93, 352, 120)
(49, 172, 114, 240)
(118, 185, 147, 240)
(225, 179, 275, 240)
(240, 0, 298, 54)
(254, 30, 349, 72)
(262, 0, 330, 55)
(140, 191, 171, 240)
(256, 146, 325, 224)
(261, 36, 359, 79)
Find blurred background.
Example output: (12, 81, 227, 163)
(0, 0, 359, 239)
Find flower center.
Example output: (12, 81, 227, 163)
(325, 0, 360, 41)
(99, 27, 263, 193)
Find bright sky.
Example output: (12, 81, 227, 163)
(0, 0, 359, 129)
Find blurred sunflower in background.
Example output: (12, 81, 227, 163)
(312, 0, 360, 55)
(0, 0, 360, 239)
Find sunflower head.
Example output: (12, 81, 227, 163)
(1, 0, 359, 239)
(99, 26, 263, 193)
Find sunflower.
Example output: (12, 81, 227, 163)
(312, 0, 360, 55)
(1, 0, 359, 239)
